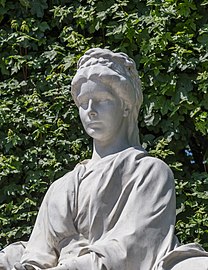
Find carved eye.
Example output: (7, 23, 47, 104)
(78, 99, 89, 108)
(99, 98, 111, 104)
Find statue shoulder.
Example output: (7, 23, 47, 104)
(125, 147, 173, 177)
(139, 155, 172, 169)
(46, 163, 86, 198)
(136, 155, 175, 187)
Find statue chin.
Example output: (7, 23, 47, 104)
(1, 48, 208, 270)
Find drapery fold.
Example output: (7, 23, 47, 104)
(1, 146, 208, 269)
(20, 147, 179, 270)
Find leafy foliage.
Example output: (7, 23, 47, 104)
(0, 0, 207, 250)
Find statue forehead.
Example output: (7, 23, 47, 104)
(71, 65, 126, 96)
(71, 66, 127, 107)
(77, 80, 116, 101)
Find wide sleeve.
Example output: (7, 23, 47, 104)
(20, 167, 87, 269)
(57, 156, 178, 270)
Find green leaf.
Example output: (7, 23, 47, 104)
(30, 0, 48, 18)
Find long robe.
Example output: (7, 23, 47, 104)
(1, 147, 208, 269)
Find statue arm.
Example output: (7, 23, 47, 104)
(54, 157, 177, 270)
(18, 157, 176, 270)
(19, 184, 59, 268)
(19, 172, 82, 269)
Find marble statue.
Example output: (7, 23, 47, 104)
(0, 48, 208, 270)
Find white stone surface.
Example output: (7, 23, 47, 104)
(1, 48, 208, 270)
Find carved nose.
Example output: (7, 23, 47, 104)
(87, 99, 97, 116)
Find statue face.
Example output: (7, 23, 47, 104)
(77, 80, 127, 144)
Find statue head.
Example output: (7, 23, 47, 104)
(71, 48, 143, 145)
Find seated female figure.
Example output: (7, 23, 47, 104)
(1, 48, 208, 270)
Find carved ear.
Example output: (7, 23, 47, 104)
(123, 105, 130, 117)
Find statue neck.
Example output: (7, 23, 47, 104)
(91, 136, 131, 161)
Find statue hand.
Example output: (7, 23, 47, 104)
(14, 263, 38, 270)
(14, 263, 27, 270)
(14, 262, 73, 270)
(45, 266, 67, 270)
(45, 262, 76, 270)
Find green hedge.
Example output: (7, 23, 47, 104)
(0, 0, 207, 249)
